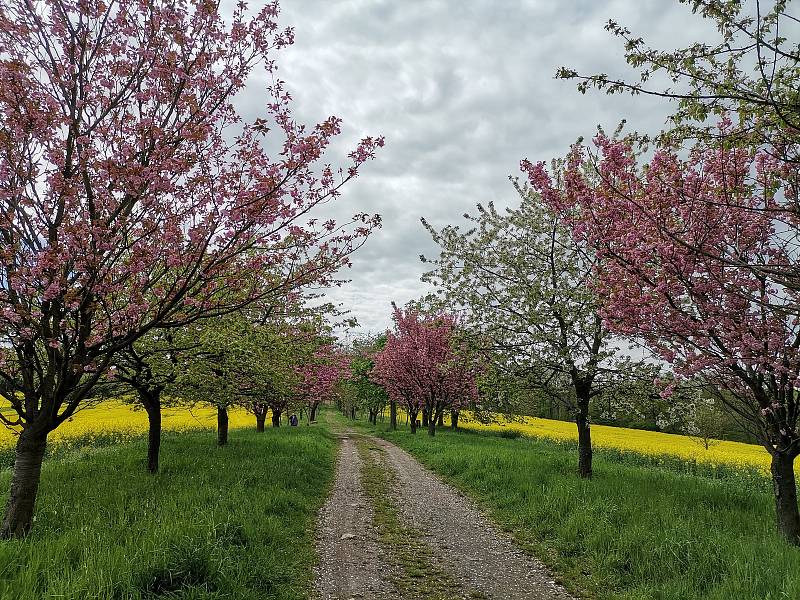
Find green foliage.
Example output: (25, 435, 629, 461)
(177, 314, 311, 415)
(340, 335, 388, 418)
(372, 425, 799, 599)
(558, 0, 800, 155)
(0, 427, 336, 599)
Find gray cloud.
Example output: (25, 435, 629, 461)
(239, 1, 718, 333)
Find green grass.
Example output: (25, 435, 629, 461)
(351, 415, 800, 600)
(0, 426, 336, 599)
(355, 437, 461, 599)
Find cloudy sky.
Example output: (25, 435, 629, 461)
(244, 1, 717, 333)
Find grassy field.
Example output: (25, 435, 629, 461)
(356, 417, 800, 600)
(0, 426, 335, 600)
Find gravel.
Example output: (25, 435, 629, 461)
(312, 429, 576, 599)
(374, 437, 576, 600)
(312, 434, 402, 600)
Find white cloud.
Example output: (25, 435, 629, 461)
(237, 0, 719, 332)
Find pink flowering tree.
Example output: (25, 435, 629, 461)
(0, 0, 382, 538)
(299, 344, 351, 423)
(373, 305, 478, 436)
(523, 128, 800, 543)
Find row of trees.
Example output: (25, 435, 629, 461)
(109, 300, 349, 472)
(0, 0, 381, 538)
(416, 0, 800, 546)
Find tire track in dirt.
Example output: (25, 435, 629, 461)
(312, 434, 402, 600)
(373, 436, 575, 600)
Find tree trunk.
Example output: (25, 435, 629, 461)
(422, 409, 429, 427)
(0, 427, 48, 539)
(272, 410, 282, 427)
(310, 403, 318, 422)
(771, 452, 800, 544)
(390, 400, 397, 430)
(576, 401, 592, 479)
(436, 411, 444, 427)
(256, 414, 266, 432)
(450, 410, 459, 430)
(428, 409, 442, 437)
(141, 391, 162, 474)
(217, 405, 229, 446)
(409, 411, 419, 434)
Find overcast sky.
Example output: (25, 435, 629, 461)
(243, 1, 717, 334)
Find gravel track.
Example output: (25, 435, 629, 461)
(374, 436, 575, 600)
(312, 434, 402, 600)
(313, 427, 574, 599)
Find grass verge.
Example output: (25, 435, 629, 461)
(0, 426, 336, 600)
(347, 413, 800, 600)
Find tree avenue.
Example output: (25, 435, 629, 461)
(0, 0, 381, 538)
(518, 0, 800, 545)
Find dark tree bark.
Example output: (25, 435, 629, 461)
(409, 410, 419, 434)
(576, 398, 592, 479)
(390, 400, 397, 430)
(422, 409, 429, 427)
(272, 410, 282, 427)
(428, 408, 443, 437)
(771, 451, 800, 544)
(0, 427, 48, 539)
(309, 402, 319, 422)
(450, 410, 459, 430)
(140, 389, 162, 473)
(253, 402, 267, 432)
(217, 405, 229, 446)
(436, 411, 444, 427)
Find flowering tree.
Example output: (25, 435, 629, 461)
(422, 182, 642, 477)
(299, 344, 350, 422)
(0, 0, 381, 537)
(524, 132, 800, 543)
(373, 305, 478, 436)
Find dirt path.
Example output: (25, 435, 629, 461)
(312, 433, 401, 599)
(374, 437, 574, 600)
(313, 424, 574, 599)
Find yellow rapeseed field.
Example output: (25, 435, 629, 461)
(459, 413, 773, 472)
(0, 400, 253, 449)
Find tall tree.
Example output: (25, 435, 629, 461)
(525, 132, 800, 543)
(422, 183, 634, 477)
(0, 0, 381, 537)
